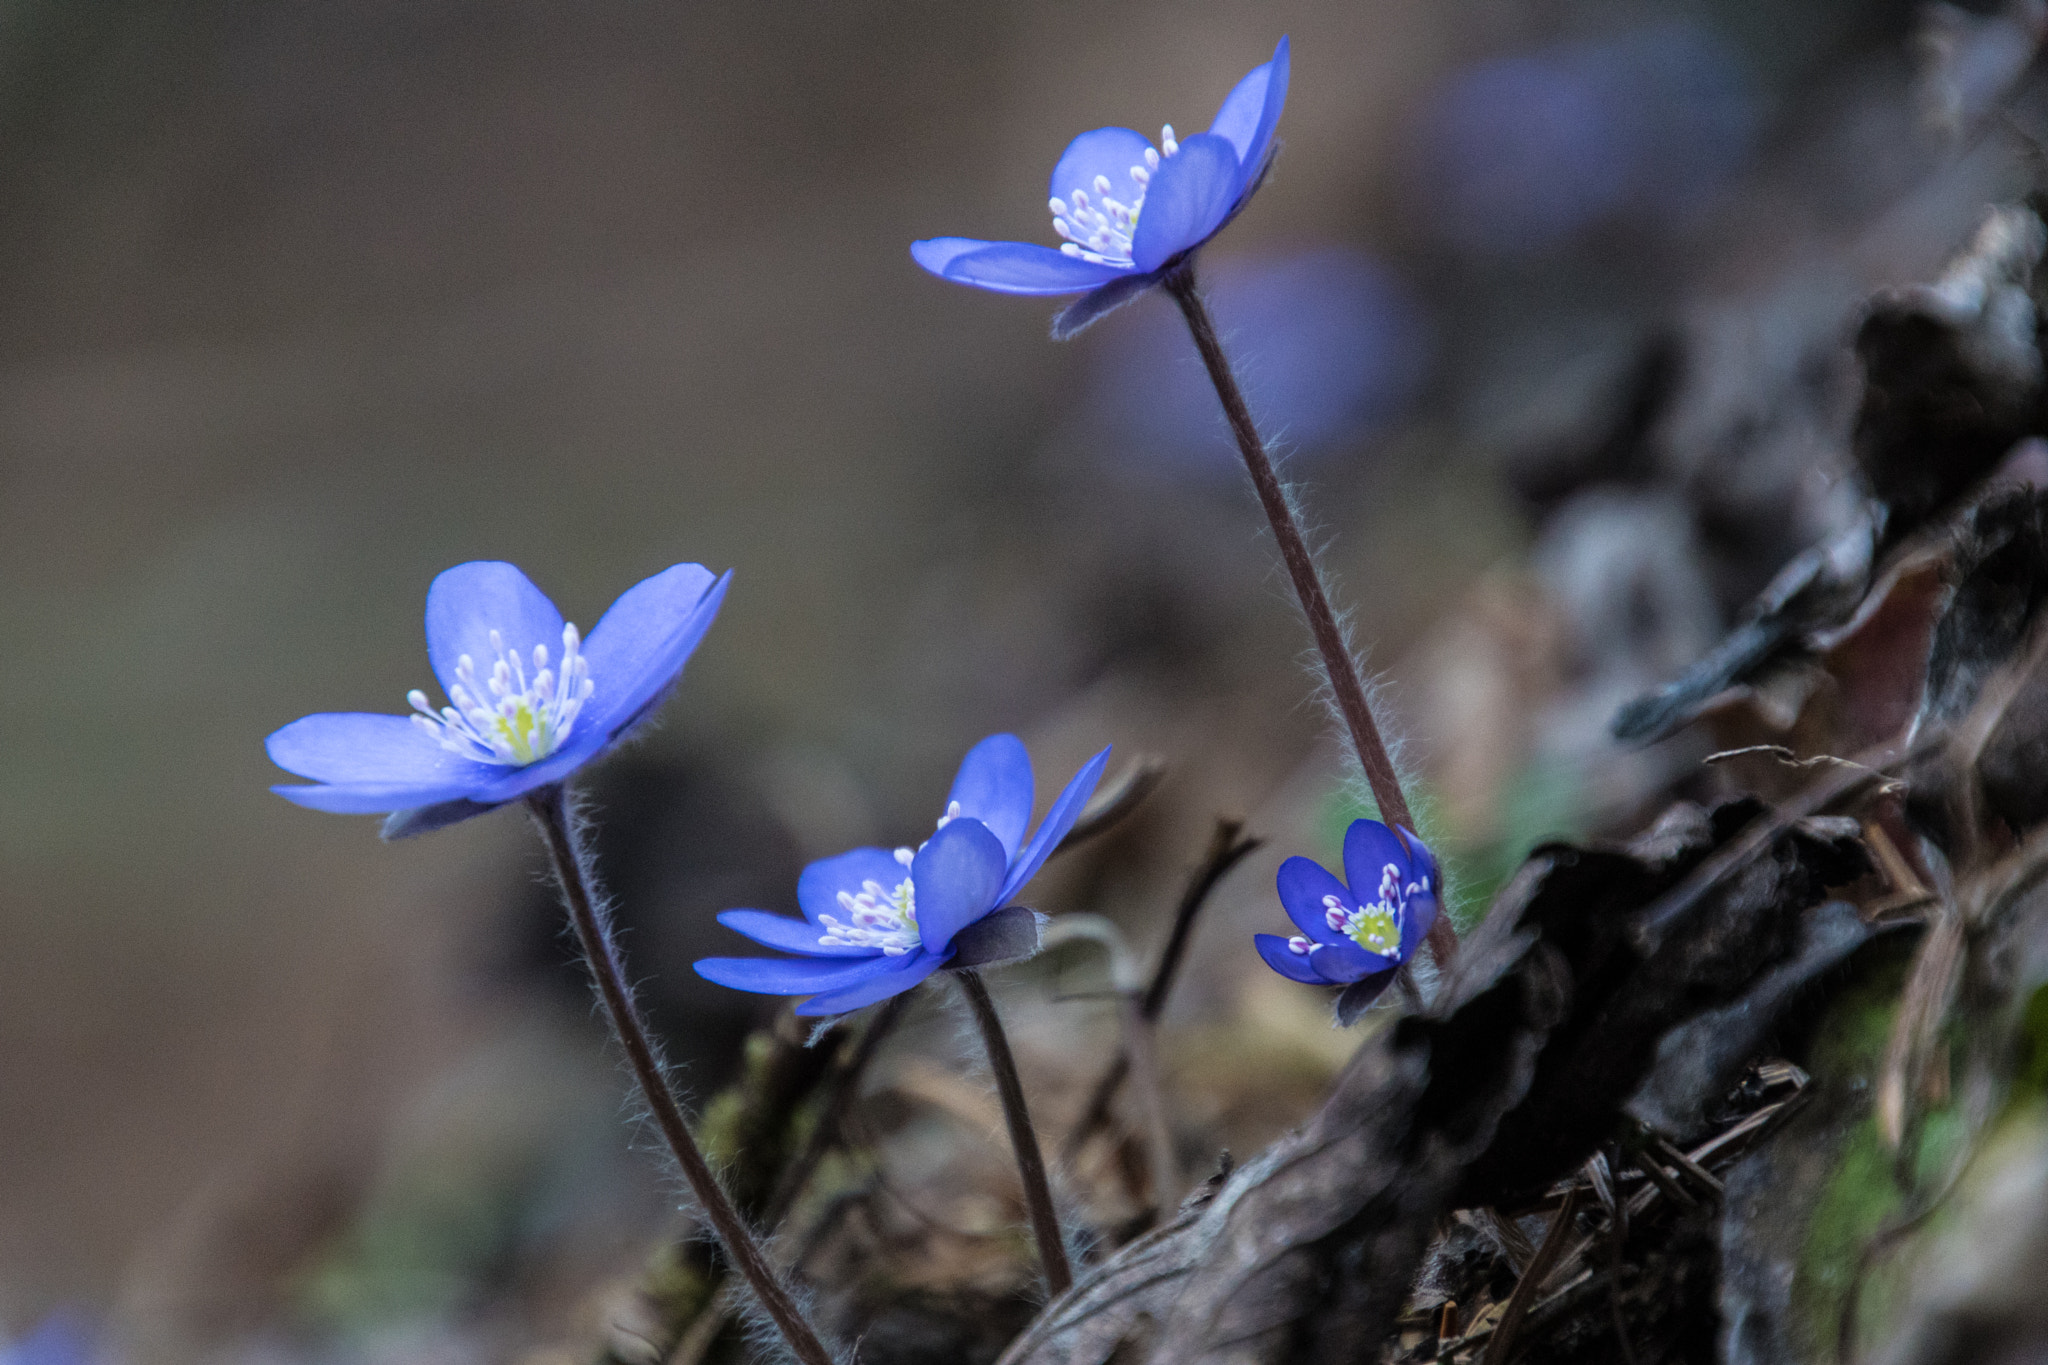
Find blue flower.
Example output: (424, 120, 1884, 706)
(911, 37, 1290, 337)
(267, 560, 729, 836)
(1255, 818, 1438, 1019)
(695, 734, 1110, 1016)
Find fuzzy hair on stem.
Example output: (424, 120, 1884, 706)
(1162, 261, 1457, 969)
(949, 968, 1078, 1297)
(524, 783, 838, 1365)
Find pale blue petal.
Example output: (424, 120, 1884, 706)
(1235, 37, 1290, 188)
(693, 952, 900, 996)
(1275, 855, 1353, 945)
(1048, 126, 1156, 214)
(919, 240, 1132, 295)
(1208, 43, 1280, 161)
(947, 733, 1034, 861)
(798, 847, 912, 927)
(719, 909, 871, 957)
(998, 745, 1111, 904)
(912, 237, 1005, 275)
(1343, 819, 1411, 906)
(577, 565, 727, 741)
(1129, 133, 1242, 272)
(795, 950, 946, 1016)
(272, 778, 486, 815)
(1049, 271, 1162, 340)
(1254, 933, 1325, 984)
(910, 818, 1008, 955)
(266, 712, 497, 787)
(423, 562, 565, 705)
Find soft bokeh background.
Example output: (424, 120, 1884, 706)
(0, 0, 2032, 1358)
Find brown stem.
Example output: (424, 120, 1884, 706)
(1163, 264, 1456, 968)
(1481, 1182, 1582, 1365)
(955, 968, 1073, 1297)
(525, 786, 835, 1365)
(1116, 990, 1179, 1212)
(1063, 818, 1261, 1161)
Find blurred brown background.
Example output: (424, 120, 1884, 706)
(0, 0, 2024, 1358)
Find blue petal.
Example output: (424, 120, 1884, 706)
(267, 712, 497, 788)
(1398, 825, 1442, 891)
(798, 847, 913, 927)
(1207, 45, 1277, 161)
(272, 778, 488, 815)
(1275, 854, 1354, 945)
(1048, 126, 1156, 215)
(576, 565, 727, 742)
(693, 952, 899, 996)
(1400, 890, 1437, 964)
(382, 798, 500, 839)
(795, 950, 946, 1016)
(1049, 270, 1163, 340)
(1343, 818, 1412, 907)
(1129, 133, 1243, 272)
(1313, 937, 1394, 984)
(1254, 932, 1325, 984)
(423, 562, 566, 706)
(910, 817, 1008, 955)
(913, 239, 1131, 295)
(719, 908, 871, 957)
(998, 745, 1111, 904)
(912, 237, 1005, 275)
(1209, 37, 1289, 191)
(947, 733, 1034, 861)
(1394, 826, 1440, 962)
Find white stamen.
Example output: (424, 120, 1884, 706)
(1313, 863, 1411, 956)
(1045, 124, 1182, 267)
(818, 875, 921, 955)
(409, 620, 592, 767)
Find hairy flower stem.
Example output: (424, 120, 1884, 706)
(1164, 262, 1456, 967)
(955, 968, 1073, 1297)
(525, 786, 835, 1365)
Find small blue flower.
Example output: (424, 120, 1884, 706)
(911, 37, 1290, 336)
(267, 560, 729, 836)
(1255, 818, 1438, 1019)
(695, 734, 1110, 1016)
